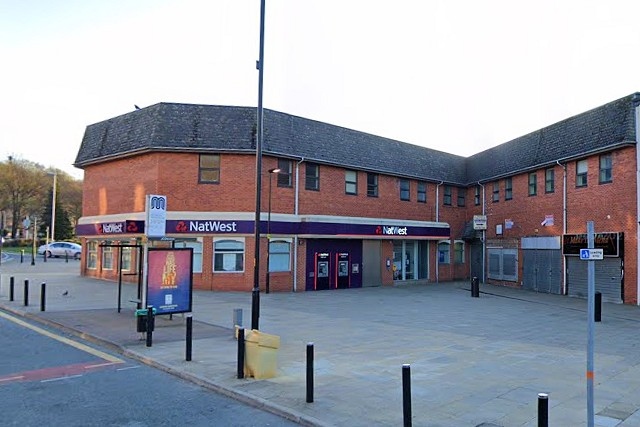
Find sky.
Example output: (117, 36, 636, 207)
(2, 0, 640, 179)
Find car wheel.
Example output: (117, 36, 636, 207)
(74, 252, 81, 260)
(46, 250, 52, 258)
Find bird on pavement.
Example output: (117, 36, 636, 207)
(62, 290, 69, 296)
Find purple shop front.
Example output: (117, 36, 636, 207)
(305, 239, 363, 291)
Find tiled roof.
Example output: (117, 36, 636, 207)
(75, 93, 639, 185)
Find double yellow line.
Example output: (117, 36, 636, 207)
(0, 310, 123, 364)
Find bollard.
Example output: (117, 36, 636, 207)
(538, 393, 548, 427)
(306, 342, 314, 403)
(40, 282, 46, 312)
(9, 277, 14, 301)
(233, 308, 243, 328)
(31, 250, 35, 266)
(471, 276, 479, 298)
(145, 306, 154, 347)
(43, 249, 47, 262)
(24, 279, 29, 306)
(595, 291, 602, 322)
(237, 328, 245, 379)
(65, 251, 69, 263)
(402, 364, 412, 427)
(185, 314, 193, 361)
(20, 250, 24, 263)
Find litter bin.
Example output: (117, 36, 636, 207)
(135, 308, 157, 333)
(244, 329, 280, 379)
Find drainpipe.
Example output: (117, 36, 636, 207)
(634, 96, 640, 305)
(435, 181, 444, 283)
(557, 160, 567, 295)
(293, 157, 305, 292)
(478, 181, 486, 284)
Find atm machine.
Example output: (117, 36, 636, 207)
(314, 252, 331, 290)
(336, 252, 350, 289)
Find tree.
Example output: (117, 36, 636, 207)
(40, 187, 74, 241)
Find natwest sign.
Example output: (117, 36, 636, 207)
(100, 222, 124, 234)
(375, 225, 408, 236)
(170, 220, 242, 234)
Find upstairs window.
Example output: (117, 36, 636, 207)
(576, 160, 588, 187)
(367, 173, 379, 197)
(504, 177, 513, 200)
(417, 181, 426, 203)
(277, 159, 292, 187)
(457, 188, 466, 207)
(400, 179, 410, 201)
(345, 170, 358, 195)
(492, 182, 499, 202)
(545, 168, 555, 193)
(305, 163, 320, 191)
(443, 185, 452, 206)
(599, 154, 612, 184)
(199, 154, 220, 183)
(528, 172, 537, 196)
(474, 186, 481, 206)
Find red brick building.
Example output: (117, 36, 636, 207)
(74, 93, 640, 304)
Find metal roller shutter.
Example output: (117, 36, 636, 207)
(566, 257, 622, 303)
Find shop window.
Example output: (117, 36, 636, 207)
(277, 159, 292, 187)
(367, 173, 379, 197)
(545, 168, 555, 193)
(454, 241, 464, 264)
(87, 241, 97, 269)
(214, 238, 244, 272)
(199, 154, 220, 184)
(102, 245, 113, 270)
(400, 179, 410, 201)
(268, 239, 291, 272)
(121, 246, 132, 271)
(504, 177, 512, 200)
(599, 154, 612, 184)
(487, 248, 518, 282)
(474, 186, 481, 206)
(528, 172, 537, 196)
(438, 241, 450, 264)
(457, 188, 466, 207)
(175, 239, 203, 273)
(492, 182, 499, 202)
(345, 170, 357, 195)
(576, 160, 588, 187)
(417, 181, 426, 203)
(305, 163, 320, 191)
(443, 185, 452, 206)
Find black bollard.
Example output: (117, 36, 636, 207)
(31, 250, 35, 266)
(595, 292, 602, 322)
(186, 314, 193, 361)
(9, 277, 14, 301)
(237, 328, 245, 379)
(65, 251, 69, 263)
(43, 249, 47, 262)
(538, 393, 548, 427)
(471, 276, 479, 298)
(145, 306, 154, 347)
(24, 279, 29, 306)
(40, 282, 46, 312)
(20, 250, 24, 264)
(306, 342, 314, 403)
(402, 364, 412, 427)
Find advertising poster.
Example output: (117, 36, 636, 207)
(146, 248, 193, 315)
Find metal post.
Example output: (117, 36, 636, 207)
(306, 342, 314, 403)
(117, 248, 123, 313)
(402, 364, 412, 427)
(594, 291, 601, 322)
(471, 276, 479, 297)
(20, 250, 24, 263)
(23, 279, 29, 306)
(40, 282, 46, 312)
(237, 328, 245, 379)
(186, 314, 193, 361)
(146, 306, 153, 347)
(586, 221, 595, 427)
(538, 393, 549, 427)
(251, 0, 266, 332)
(9, 276, 14, 301)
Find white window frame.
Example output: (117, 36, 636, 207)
(437, 240, 450, 264)
(454, 240, 465, 264)
(175, 238, 203, 273)
(102, 245, 113, 270)
(213, 237, 245, 273)
(87, 241, 98, 270)
(268, 238, 292, 272)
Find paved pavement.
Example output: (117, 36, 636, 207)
(1, 255, 640, 426)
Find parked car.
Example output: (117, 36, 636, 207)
(37, 242, 82, 259)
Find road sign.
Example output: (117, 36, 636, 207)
(580, 248, 603, 260)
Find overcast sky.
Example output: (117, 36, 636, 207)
(2, 0, 639, 179)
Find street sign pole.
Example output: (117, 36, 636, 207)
(586, 221, 595, 427)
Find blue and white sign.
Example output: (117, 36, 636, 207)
(579, 248, 604, 260)
(146, 195, 167, 238)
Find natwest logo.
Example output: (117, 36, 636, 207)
(381, 226, 408, 236)
(188, 221, 238, 233)
(99, 223, 124, 234)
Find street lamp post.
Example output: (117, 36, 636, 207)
(50, 171, 57, 242)
(266, 168, 281, 294)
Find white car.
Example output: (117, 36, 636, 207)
(38, 242, 82, 259)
